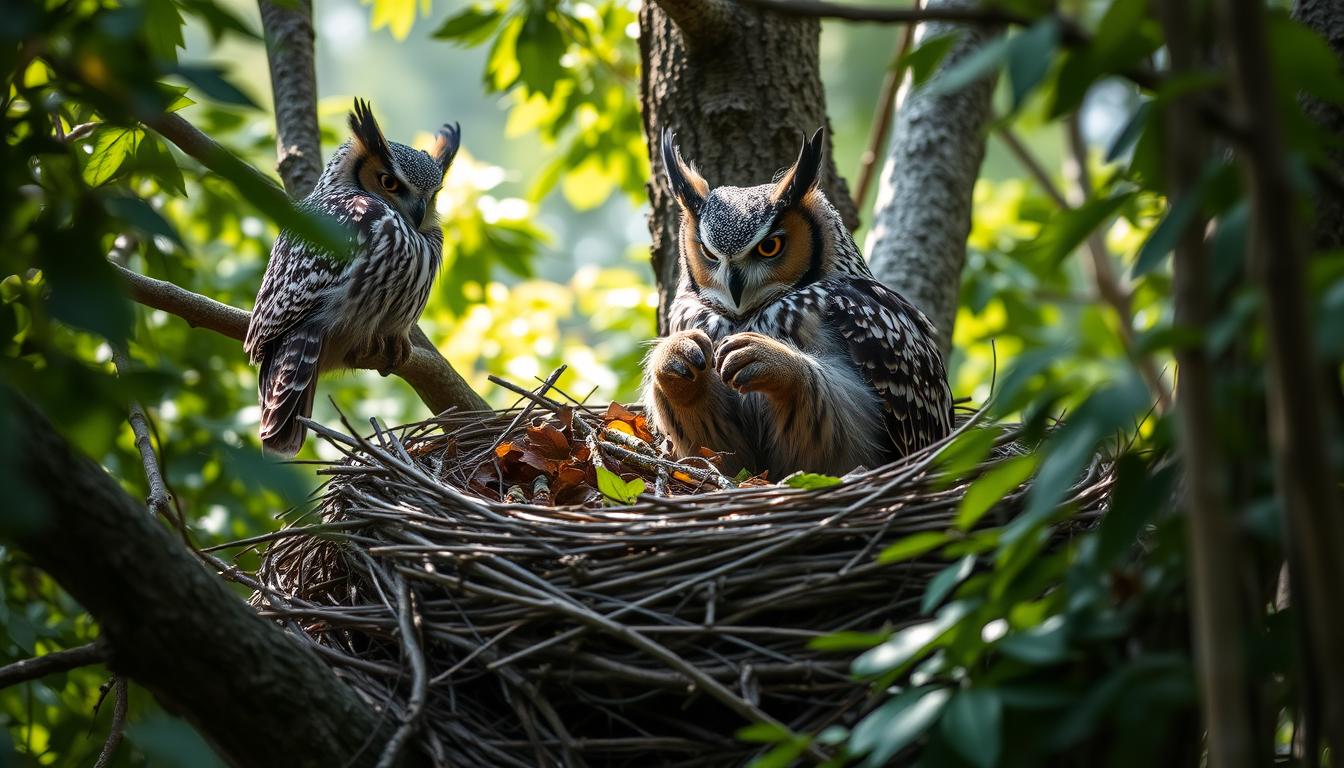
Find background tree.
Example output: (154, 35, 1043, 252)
(3, 0, 1344, 766)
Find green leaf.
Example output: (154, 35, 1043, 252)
(1006, 18, 1058, 110)
(1017, 189, 1134, 264)
(82, 126, 142, 187)
(515, 9, 567, 97)
(746, 737, 810, 768)
(1004, 375, 1148, 543)
(173, 64, 259, 108)
(922, 555, 975, 614)
(996, 616, 1068, 665)
(850, 686, 952, 767)
(433, 5, 504, 46)
(956, 454, 1037, 531)
(853, 603, 971, 677)
(901, 32, 958, 86)
(736, 722, 792, 744)
(595, 465, 644, 505)
(104, 196, 184, 247)
(135, 134, 186, 196)
(782, 471, 843, 489)
(364, 0, 430, 41)
(808, 630, 891, 652)
(877, 531, 950, 564)
(939, 689, 1002, 768)
(1268, 13, 1344, 103)
(1106, 101, 1151, 163)
(924, 33, 1011, 98)
(143, 0, 185, 63)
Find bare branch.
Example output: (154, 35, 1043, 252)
(114, 263, 487, 415)
(258, 0, 322, 198)
(1214, 0, 1344, 758)
(92, 678, 128, 768)
(852, 7, 920, 213)
(739, 0, 1029, 26)
(1156, 8, 1259, 766)
(146, 113, 283, 195)
(0, 641, 108, 691)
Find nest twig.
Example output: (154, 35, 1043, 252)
(235, 374, 1115, 766)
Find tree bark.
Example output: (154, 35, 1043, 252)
(259, 0, 322, 199)
(1215, 0, 1344, 760)
(640, 0, 859, 330)
(1156, 5, 1259, 766)
(5, 393, 422, 768)
(863, 0, 997, 357)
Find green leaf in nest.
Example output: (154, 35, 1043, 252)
(782, 472, 842, 490)
(595, 465, 644, 505)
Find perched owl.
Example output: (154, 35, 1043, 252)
(245, 99, 460, 456)
(643, 129, 953, 478)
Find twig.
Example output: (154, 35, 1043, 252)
(92, 677, 128, 768)
(852, 1, 921, 212)
(0, 642, 108, 690)
(376, 577, 428, 768)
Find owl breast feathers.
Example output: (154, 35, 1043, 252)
(643, 128, 953, 478)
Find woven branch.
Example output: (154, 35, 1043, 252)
(236, 378, 1115, 766)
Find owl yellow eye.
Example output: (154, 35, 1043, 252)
(378, 172, 401, 193)
(756, 236, 784, 258)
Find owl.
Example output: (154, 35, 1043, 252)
(245, 99, 459, 456)
(643, 129, 953, 478)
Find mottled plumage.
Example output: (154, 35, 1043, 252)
(643, 129, 953, 477)
(246, 99, 460, 455)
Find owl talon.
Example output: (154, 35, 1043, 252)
(717, 332, 806, 399)
(651, 329, 717, 404)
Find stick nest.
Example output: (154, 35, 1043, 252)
(246, 378, 1115, 767)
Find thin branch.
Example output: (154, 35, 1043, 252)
(258, 0, 322, 198)
(145, 113, 282, 195)
(113, 263, 487, 414)
(1215, 0, 1344, 758)
(0, 642, 109, 690)
(994, 127, 1068, 208)
(740, 0, 1030, 26)
(852, 5, 920, 212)
(92, 678, 128, 768)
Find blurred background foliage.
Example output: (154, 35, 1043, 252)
(2, 0, 1341, 764)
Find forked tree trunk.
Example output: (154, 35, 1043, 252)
(639, 0, 858, 330)
(864, 0, 997, 357)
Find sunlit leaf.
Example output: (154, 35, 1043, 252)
(849, 685, 951, 767)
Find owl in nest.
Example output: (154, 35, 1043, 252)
(642, 128, 953, 478)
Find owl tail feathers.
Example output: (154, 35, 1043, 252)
(258, 325, 323, 458)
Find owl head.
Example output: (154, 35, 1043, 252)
(662, 128, 857, 317)
(342, 98, 460, 232)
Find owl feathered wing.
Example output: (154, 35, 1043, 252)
(826, 278, 954, 458)
(246, 229, 343, 456)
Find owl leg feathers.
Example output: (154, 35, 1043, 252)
(258, 322, 324, 457)
(717, 332, 885, 476)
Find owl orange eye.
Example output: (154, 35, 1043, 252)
(378, 172, 401, 193)
(756, 236, 784, 258)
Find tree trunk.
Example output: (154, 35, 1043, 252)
(6, 393, 421, 768)
(864, 0, 997, 357)
(639, 0, 859, 331)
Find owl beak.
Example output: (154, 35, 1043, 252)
(411, 199, 426, 228)
(728, 267, 746, 307)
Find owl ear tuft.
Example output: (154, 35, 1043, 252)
(772, 127, 825, 209)
(432, 122, 461, 174)
(661, 129, 708, 212)
(349, 98, 393, 165)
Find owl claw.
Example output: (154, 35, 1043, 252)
(717, 332, 806, 398)
(651, 329, 717, 404)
